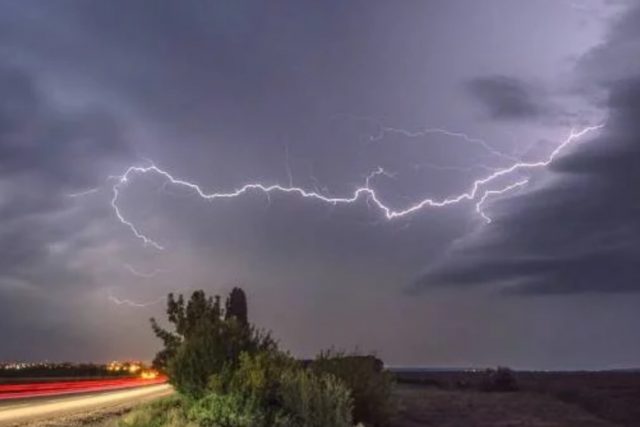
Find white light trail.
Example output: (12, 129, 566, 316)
(109, 124, 604, 249)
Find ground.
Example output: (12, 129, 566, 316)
(5, 371, 640, 426)
(391, 370, 640, 427)
(1, 404, 129, 427)
(391, 384, 617, 427)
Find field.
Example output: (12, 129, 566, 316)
(391, 370, 640, 427)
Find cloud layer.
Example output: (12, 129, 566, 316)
(417, 4, 640, 294)
(0, 0, 638, 368)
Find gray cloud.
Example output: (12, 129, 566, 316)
(0, 63, 132, 348)
(416, 5, 640, 294)
(467, 75, 547, 121)
(2, 0, 639, 368)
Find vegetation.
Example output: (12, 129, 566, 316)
(150, 288, 274, 397)
(120, 396, 193, 427)
(480, 367, 519, 392)
(311, 351, 394, 426)
(125, 288, 394, 427)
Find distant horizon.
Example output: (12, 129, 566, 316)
(3, 358, 640, 374)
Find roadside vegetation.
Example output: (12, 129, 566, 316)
(120, 288, 394, 427)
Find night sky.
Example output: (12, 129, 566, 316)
(1, 0, 639, 370)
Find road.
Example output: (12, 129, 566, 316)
(0, 383, 172, 426)
(0, 378, 167, 400)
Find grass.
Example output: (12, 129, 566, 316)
(390, 384, 617, 427)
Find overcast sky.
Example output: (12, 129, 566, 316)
(1, 0, 639, 370)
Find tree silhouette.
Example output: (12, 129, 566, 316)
(150, 288, 273, 396)
(225, 287, 248, 327)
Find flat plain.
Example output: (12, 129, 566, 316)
(391, 370, 640, 427)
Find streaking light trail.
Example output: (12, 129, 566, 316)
(109, 124, 604, 249)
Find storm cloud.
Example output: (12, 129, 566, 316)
(1, 0, 639, 369)
(467, 75, 546, 121)
(417, 4, 640, 295)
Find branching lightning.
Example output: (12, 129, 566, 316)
(370, 125, 518, 162)
(107, 293, 164, 308)
(475, 179, 530, 223)
(66, 188, 100, 198)
(108, 124, 604, 249)
(124, 263, 168, 279)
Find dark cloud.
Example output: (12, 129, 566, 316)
(467, 75, 546, 121)
(2, 1, 640, 368)
(0, 66, 129, 186)
(416, 5, 640, 294)
(0, 63, 131, 307)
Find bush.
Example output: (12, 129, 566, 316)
(119, 396, 194, 427)
(277, 368, 353, 427)
(152, 290, 275, 398)
(208, 350, 297, 425)
(212, 351, 297, 398)
(168, 319, 224, 397)
(480, 367, 519, 392)
(312, 351, 394, 426)
(209, 350, 352, 427)
(188, 392, 265, 427)
(143, 291, 392, 426)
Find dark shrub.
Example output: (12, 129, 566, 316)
(481, 367, 519, 392)
(276, 368, 353, 427)
(312, 350, 394, 426)
(188, 392, 264, 427)
(152, 290, 275, 398)
(208, 350, 353, 427)
(119, 395, 192, 427)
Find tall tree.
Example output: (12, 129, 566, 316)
(150, 288, 273, 396)
(225, 287, 248, 326)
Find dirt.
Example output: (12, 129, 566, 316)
(391, 384, 619, 427)
(2, 403, 132, 427)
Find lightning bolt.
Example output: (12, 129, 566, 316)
(413, 161, 500, 173)
(110, 175, 165, 250)
(475, 179, 530, 224)
(109, 124, 604, 249)
(108, 293, 164, 308)
(66, 188, 100, 198)
(124, 263, 168, 279)
(370, 125, 518, 162)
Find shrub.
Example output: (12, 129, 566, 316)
(212, 351, 297, 399)
(277, 368, 353, 427)
(188, 392, 265, 427)
(312, 351, 394, 426)
(168, 319, 225, 397)
(207, 350, 354, 427)
(119, 396, 194, 427)
(143, 291, 390, 426)
(153, 290, 275, 398)
(480, 367, 519, 392)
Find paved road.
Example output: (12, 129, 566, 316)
(0, 384, 172, 426)
(0, 378, 167, 400)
